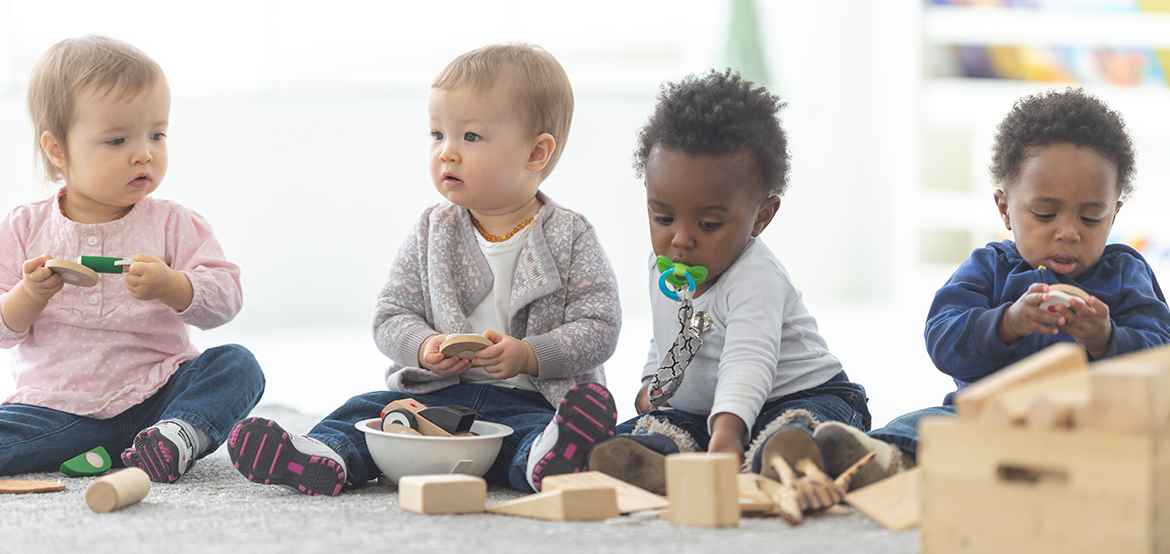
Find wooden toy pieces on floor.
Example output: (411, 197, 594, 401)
(380, 398, 477, 437)
(665, 452, 739, 527)
(765, 451, 875, 525)
(46, 256, 131, 287)
(921, 342, 1170, 554)
(86, 468, 150, 513)
(399, 474, 486, 514)
(1039, 283, 1090, 314)
(60, 446, 112, 476)
(0, 479, 66, 494)
(439, 333, 493, 359)
(488, 487, 620, 522)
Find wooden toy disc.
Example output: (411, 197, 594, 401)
(0, 479, 66, 494)
(45, 259, 98, 287)
(440, 333, 493, 359)
(1049, 284, 1089, 301)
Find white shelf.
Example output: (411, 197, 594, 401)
(923, 5, 1170, 47)
(922, 78, 1170, 135)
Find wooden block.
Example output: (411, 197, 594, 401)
(398, 474, 486, 514)
(665, 453, 740, 527)
(381, 398, 452, 437)
(0, 479, 66, 494)
(1092, 344, 1170, 417)
(919, 417, 1161, 553)
(45, 259, 98, 287)
(981, 370, 1087, 427)
(440, 334, 492, 359)
(542, 471, 669, 513)
(737, 473, 780, 514)
(954, 343, 1087, 420)
(487, 488, 619, 521)
(845, 467, 922, 532)
(1089, 361, 1168, 435)
(1027, 389, 1089, 430)
(86, 468, 150, 513)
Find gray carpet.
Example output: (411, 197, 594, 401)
(1, 405, 918, 554)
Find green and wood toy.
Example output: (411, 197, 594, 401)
(61, 446, 112, 477)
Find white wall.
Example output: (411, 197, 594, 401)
(0, 0, 956, 426)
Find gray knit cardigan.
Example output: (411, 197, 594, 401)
(373, 192, 621, 406)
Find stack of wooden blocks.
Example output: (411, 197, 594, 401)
(920, 342, 1170, 553)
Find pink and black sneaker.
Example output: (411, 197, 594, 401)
(527, 382, 619, 491)
(121, 422, 194, 483)
(227, 417, 346, 497)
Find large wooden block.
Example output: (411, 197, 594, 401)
(954, 343, 1087, 420)
(1089, 361, 1168, 435)
(487, 487, 619, 521)
(845, 467, 922, 532)
(398, 474, 486, 514)
(981, 370, 1087, 427)
(665, 453, 739, 527)
(541, 471, 669, 513)
(920, 417, 1165, 553)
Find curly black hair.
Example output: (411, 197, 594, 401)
(991, 88, 1135, 201)
(633, 69, 789, 198)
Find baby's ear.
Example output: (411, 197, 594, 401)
(40, 131, 66, 170)
(752, 196, 781, 236)
(526, 133, 556, 173)
(994, 189, 1011, 230)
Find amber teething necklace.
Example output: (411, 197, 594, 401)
(57, 189, 132, 222)
(469, 212, 535, 243)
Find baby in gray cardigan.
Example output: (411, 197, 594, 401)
(228, 43, 622, 495)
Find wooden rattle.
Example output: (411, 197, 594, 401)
(440, 333, 493, 359)
(85, 467, 150, 513)
(45, 259, 99, 287)
(1039, 283, 1090, 315)
(46, 256, 131, 287)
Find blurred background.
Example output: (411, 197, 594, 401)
(1, 0, 1169, 428)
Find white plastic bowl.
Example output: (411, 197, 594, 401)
(356, 418, 514, 483)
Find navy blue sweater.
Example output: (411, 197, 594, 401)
(925, 240, 1170, 389)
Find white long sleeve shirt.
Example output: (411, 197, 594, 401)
(641, 238, 841, 433)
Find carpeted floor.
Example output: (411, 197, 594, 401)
(1, 405, 919, 554)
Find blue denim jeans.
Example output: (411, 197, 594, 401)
(308, 384, 554, 492)
(614, 371, 871, 448)
(867, 405, 957, 455)
(0, 344, 265, 475)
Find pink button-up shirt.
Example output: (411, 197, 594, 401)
(0, 192, 242, 418)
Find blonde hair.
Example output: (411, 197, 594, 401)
(432, 43, 574, 179)
(27, 35, 164, 183)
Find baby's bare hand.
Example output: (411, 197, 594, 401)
(419, 334, 472, 376)
(1000, 282, 1065, 343)
(474, 330, 535, 380)
(21, 255, 63, 304)
(1054, 296, 1112, 357)
(124, 254, 175, 301)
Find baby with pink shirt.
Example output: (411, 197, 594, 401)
(0, 36, 264, 483)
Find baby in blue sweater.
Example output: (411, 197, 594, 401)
(816, 88, 1170, 489)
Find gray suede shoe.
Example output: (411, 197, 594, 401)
(587, 432, 678, 495)
(813, 421, 902, 491)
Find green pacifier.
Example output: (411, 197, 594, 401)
(657, 256, 708, 300)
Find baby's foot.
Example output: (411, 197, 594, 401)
(526, 383, 618, 491)
(123, 421, 197, 483)
(227, 417, 346, 497)
(813, 421, 904, 491)
(587, 432, 679, 495)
